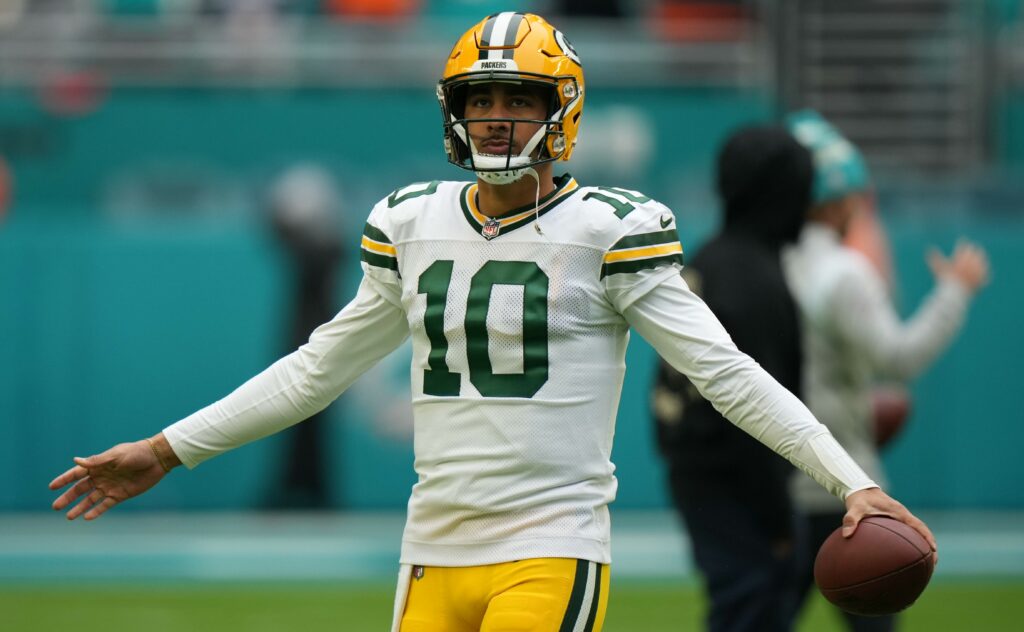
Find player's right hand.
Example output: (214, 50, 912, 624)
(49, 441, 169, 521)
(927, 239, 990, 293)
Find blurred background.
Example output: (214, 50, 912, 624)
(1, 0, 1022, 630)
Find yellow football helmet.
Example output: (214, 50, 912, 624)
(438, 12, 585, 184)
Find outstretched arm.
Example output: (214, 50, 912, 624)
(165, 277, 408, 468)
(623, 272, 875, 499)
(622, 272, 934, 548)
(832, 240, 989, 380)
(49, 276, 408, 519)
(49, 433, 181, 520)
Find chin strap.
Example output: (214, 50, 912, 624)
(464, 120, 549, 186)
(524, 167, 544, 236)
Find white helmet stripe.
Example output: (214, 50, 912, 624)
(487, 12, 516, 60)
(501, 14, 524, 59)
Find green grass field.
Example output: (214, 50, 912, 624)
(3, 580, 1023, 631)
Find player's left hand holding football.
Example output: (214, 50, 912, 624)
(843, 487, 938, 564)
(49, 434, 178, 521)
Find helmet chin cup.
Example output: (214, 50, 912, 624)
(472, 153, 531, 184)
(477, 168, 529, 185)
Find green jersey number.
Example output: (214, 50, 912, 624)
(388, 181, 440, 208)
(417, 260, 549, 398)
(583, 187, 652, 219)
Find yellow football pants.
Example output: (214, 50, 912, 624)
(394, 557, 610, 632)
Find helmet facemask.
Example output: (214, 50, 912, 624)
(439, 70, 581, 184)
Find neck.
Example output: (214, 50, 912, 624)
(476, 165, 557, 217)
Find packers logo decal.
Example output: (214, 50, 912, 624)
(554, 29, 581, 66)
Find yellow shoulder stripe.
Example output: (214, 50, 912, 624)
(361, 236, 397, 257)
(603, 242, 682, 264)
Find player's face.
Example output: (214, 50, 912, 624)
(464, 83, 549, 158)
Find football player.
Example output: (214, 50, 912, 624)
(51, 14, 936, 632)
(784, 111, 989, 632)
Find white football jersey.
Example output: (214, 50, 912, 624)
(361, 175, 683, 566)
(165, 174, 877, 571)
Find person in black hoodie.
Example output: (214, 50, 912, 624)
(651, 124, 813, 632)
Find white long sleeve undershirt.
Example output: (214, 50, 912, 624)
(164, 276, 409, 469)
(624, 272, 878, 500)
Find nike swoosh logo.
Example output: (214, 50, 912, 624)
(660, 215, 673, 229)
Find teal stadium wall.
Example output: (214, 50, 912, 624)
(1, 87, 1021, 511)
(998, 92, 1024, 170)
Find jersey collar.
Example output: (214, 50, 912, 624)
(460, 174, 579, 239)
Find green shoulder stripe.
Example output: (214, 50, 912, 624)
(601, 253, 683, 279)
(361, 249, 399, 272)
(610, 228, 679, 251)
(363, 223, 392, 244)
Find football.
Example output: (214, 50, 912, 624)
(814, 516, 935, 616)
(873, 386, 912, 449)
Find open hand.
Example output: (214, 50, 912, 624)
(49, 440, 170, 520)
(927, 239, 990, 293)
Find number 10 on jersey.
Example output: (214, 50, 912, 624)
(418, 260, 550, 399)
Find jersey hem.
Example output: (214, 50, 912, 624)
(399, 536, 611, 567)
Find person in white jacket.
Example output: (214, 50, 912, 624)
(49, 18, 936, 632)
(784, 110, 990, 632)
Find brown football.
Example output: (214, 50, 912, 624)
(873, 387, 912, 449)
(814, 516, 935, 616)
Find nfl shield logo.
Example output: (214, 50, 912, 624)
(482, 218, 500, 240)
